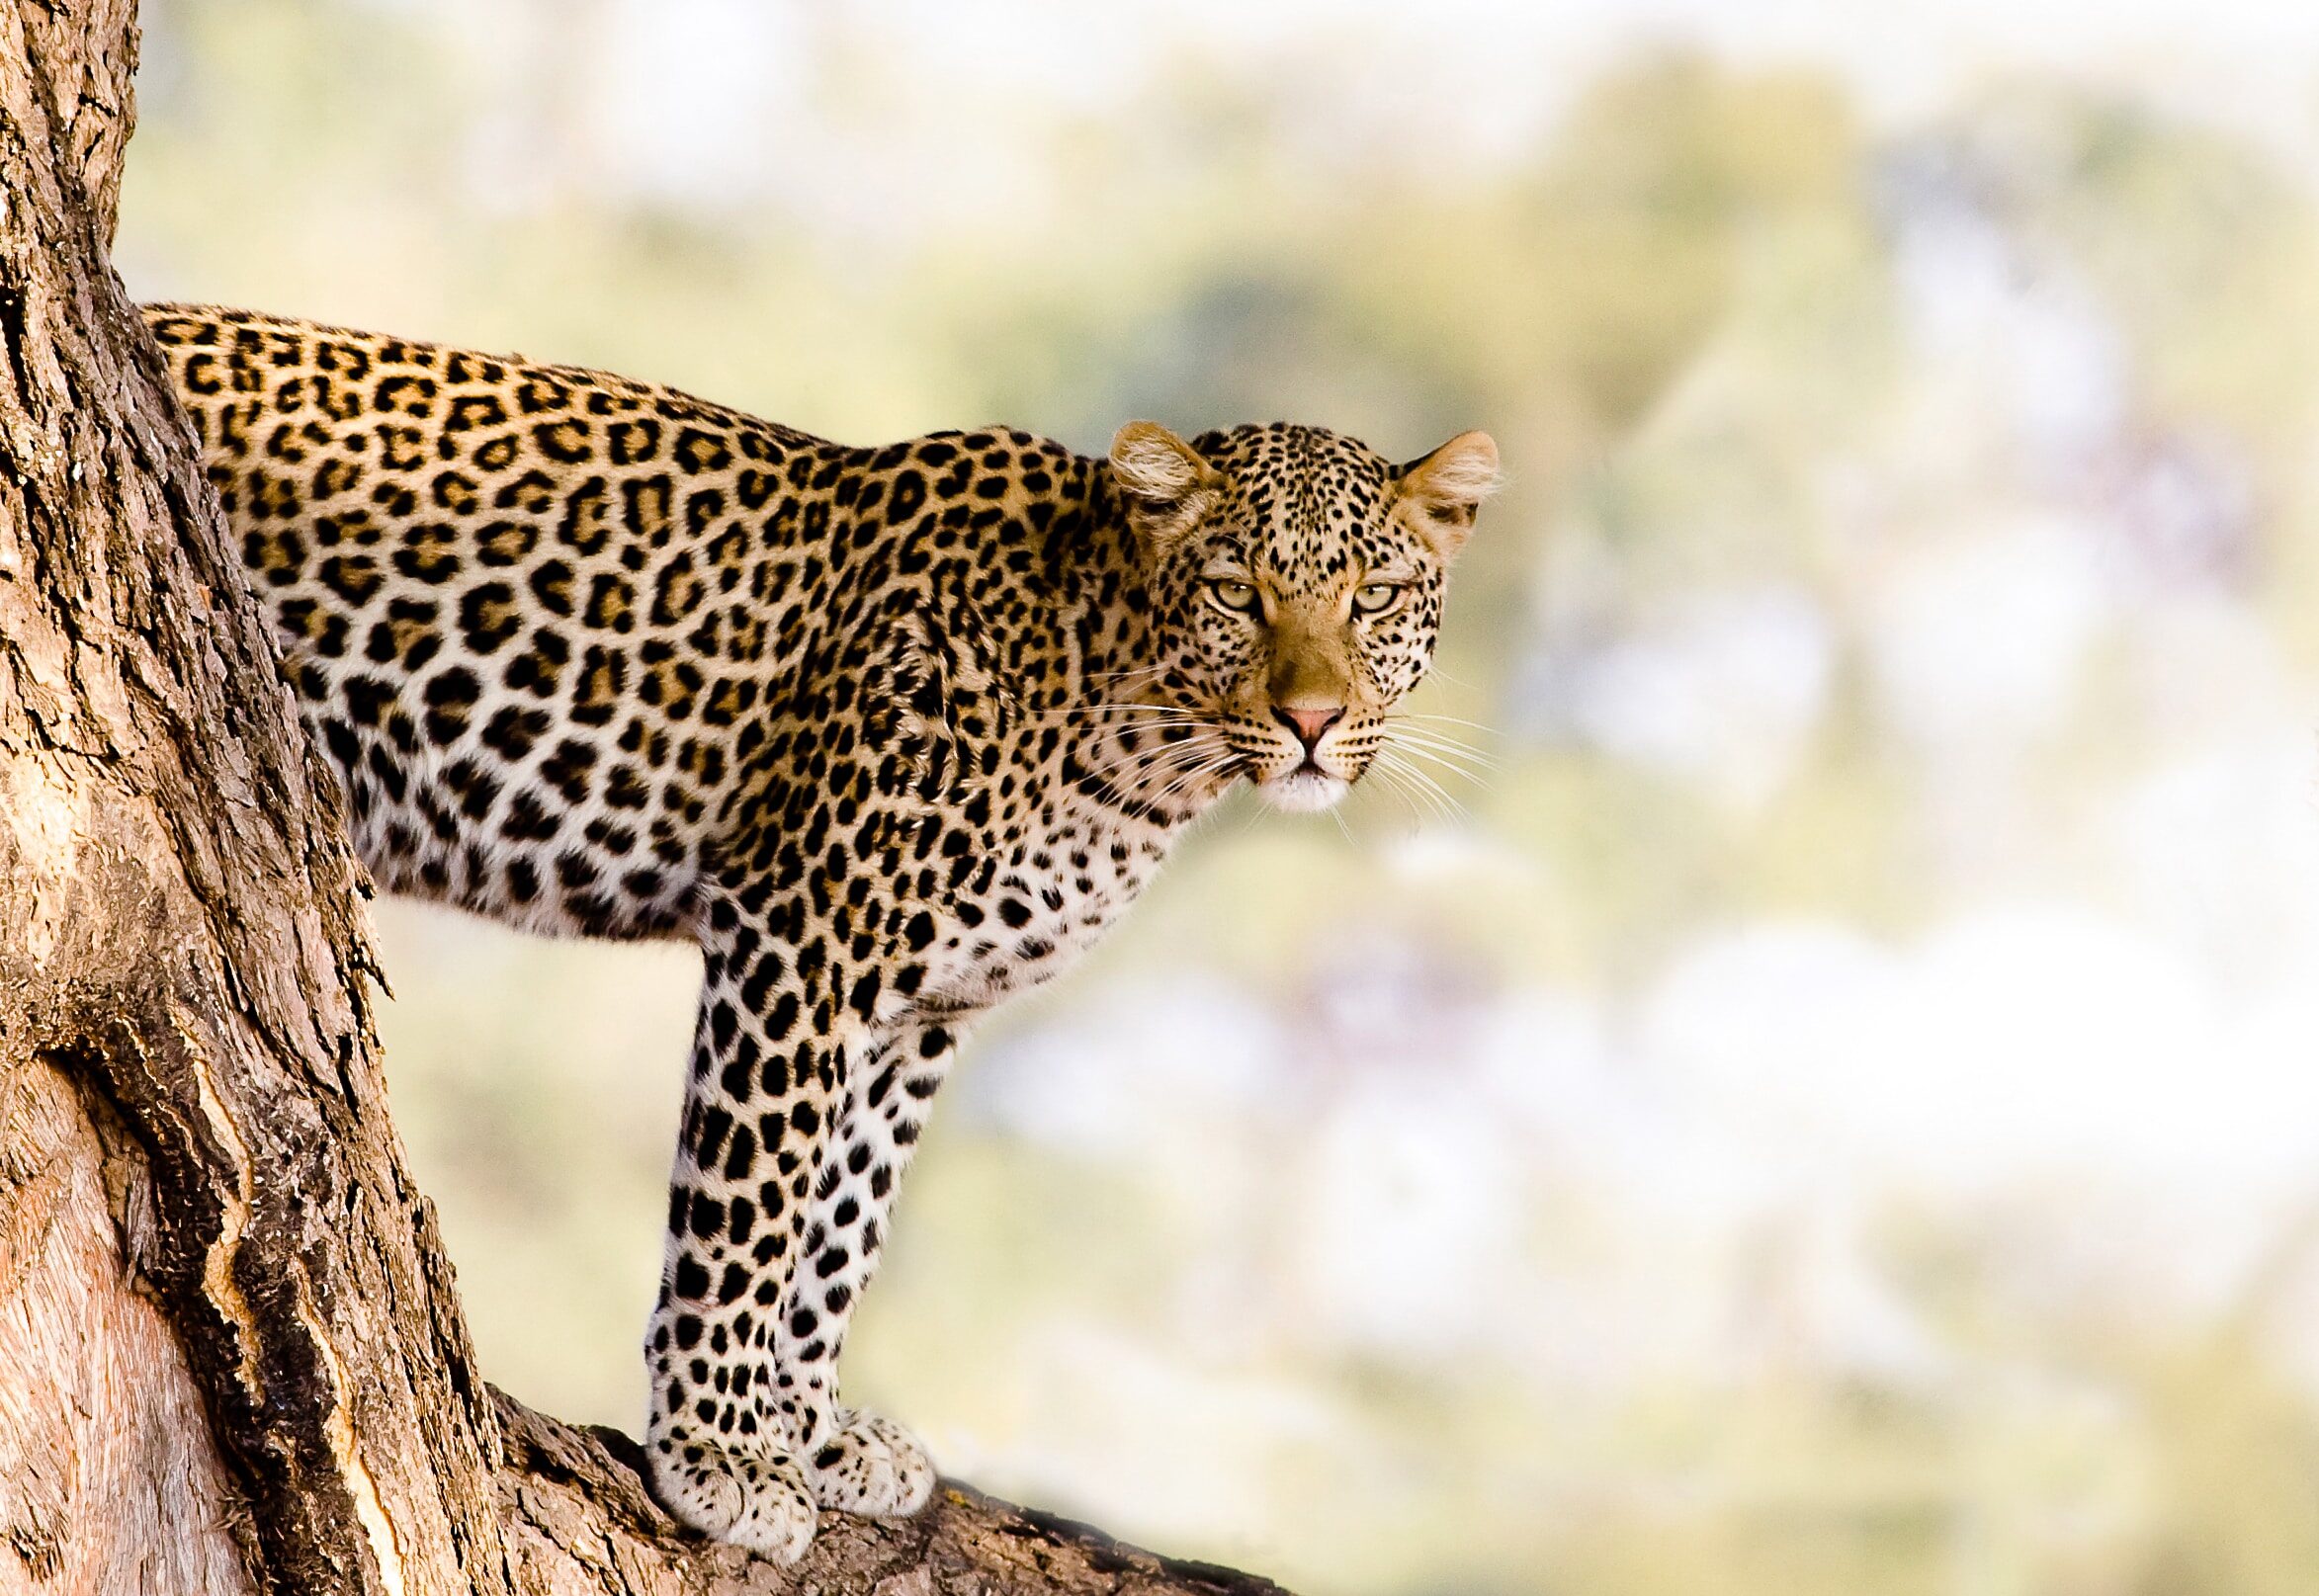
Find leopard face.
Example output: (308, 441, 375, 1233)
(1108, 420, 1499, 812)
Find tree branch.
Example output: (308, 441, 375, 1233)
(496, 1393, 1291, 1596)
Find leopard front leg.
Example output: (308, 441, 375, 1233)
(643, 884, 851, 1562)
(779, 1023, 963, 1516)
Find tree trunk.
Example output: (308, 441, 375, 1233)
(0, 7, 1292, 1593)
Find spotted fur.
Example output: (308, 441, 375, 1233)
(145, 303, 1498, 1562)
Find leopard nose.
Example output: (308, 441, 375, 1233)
(1272, 704, 1344, 751)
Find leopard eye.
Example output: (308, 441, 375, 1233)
(1352, 582, 1406, 617)
(1206, 578, 1260, 616)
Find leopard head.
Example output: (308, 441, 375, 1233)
(1108, 419, 1498, 813)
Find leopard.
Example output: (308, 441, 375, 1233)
(142, 302, 1500, 1562)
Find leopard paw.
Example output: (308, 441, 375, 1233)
(647, 1429, 818, 1563)
(807, 1407, 935, 1517)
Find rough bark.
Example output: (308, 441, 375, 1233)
(0, 7, 1293, 1594)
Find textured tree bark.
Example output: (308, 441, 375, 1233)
(0, 6, 1292, 1594)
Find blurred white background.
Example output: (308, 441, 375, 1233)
(125, 3, 2319, 1591)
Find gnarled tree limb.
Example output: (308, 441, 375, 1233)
(0, 6, 1293, 1592)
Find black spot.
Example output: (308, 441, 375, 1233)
(501, 791, 560, 843)
(540, 738, 597, 803)
(611, 419, 661, 463)
(688, 1197, 725, 1239)
(533, 419, 592, 463)
(481, 704, 551, 759)
(342, 675, 395, 727)
(723, 1124, 758, 1181)
(458, 582, 522, 652)
(446, 393, 506, 431)
(529, 559, 576, 616)
(318, 555, 384, 605)
(421, 666, 480, 744)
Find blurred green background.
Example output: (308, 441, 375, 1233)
(121, 3, 2319, 1592)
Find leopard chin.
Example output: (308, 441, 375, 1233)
(1257, 766, 1351, 813)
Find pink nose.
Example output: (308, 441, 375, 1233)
(1273, 705, 1344, 750)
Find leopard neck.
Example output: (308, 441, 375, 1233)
(1039, 463, 1238, 832)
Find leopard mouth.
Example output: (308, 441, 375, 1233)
(1255, 762, 1351, 812)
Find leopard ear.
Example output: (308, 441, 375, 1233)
(1109, 421, 1221, 553)
(1394, 430, 1500, 557)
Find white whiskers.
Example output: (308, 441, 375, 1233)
(1350, 712, 1498, 829)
